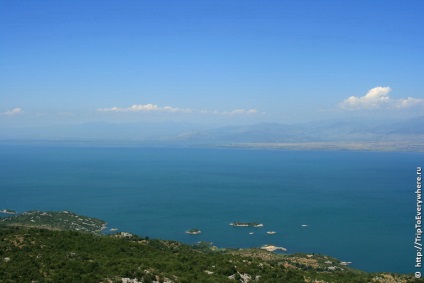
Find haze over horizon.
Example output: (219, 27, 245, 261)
(1, 1, 424, 137)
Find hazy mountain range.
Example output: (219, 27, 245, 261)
(1, 116, 423, 150)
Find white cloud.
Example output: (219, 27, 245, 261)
(198, 109, 259, 115)
(2, 108, 24, 116)
(98, 104, 259, 116)
(339, 87, 391, 110)
(339, 87, 424, 110)
(97, 104, 192, 113)
(394, 97, 424, 109)
(221, 109, 258, 115)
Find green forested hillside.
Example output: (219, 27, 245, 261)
(0, 212, 421, 283)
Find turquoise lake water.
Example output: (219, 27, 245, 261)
(0, 145, 421, 273)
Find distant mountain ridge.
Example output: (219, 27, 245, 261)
(1, 116, 423, 147)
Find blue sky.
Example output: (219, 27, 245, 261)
(1, 0, 424, 128)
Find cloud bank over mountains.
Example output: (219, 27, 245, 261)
(339, 87, 424, 110)
(97, 104, 258, 116)
(2, 108, 24, 116)
(97, 104, 192, 113)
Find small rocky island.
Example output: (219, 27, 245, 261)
(0, 210, 106, 233)
(261, 245, 287, 252)
(230, 221, 263, 227)
(185, 228, 201, 235)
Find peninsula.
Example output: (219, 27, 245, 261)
(0, 209, 17, 215)
(0, 210, 106, 233)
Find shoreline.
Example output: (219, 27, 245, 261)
(0, 209, 17, 215)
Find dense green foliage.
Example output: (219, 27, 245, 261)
(0, 226, 421, 283)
